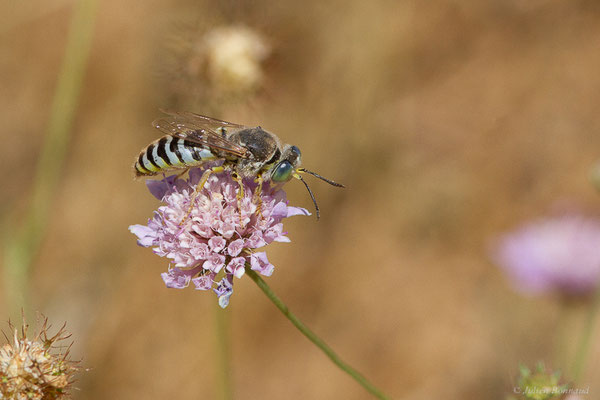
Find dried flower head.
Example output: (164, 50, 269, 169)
(129, 166, 309, 308)
(202, 25, 270, 93)
(493, 214, 600, 296)
(159, 23, 270, 107)
(0, 318, 76, 399)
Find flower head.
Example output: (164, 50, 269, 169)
(515, 362, 568, 400)
(129, 165, 309, 307)
(0, 318, 77, 399)
(493, 214, 600, 296)
(203, 25, 270, 93)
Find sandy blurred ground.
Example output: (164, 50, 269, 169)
(2, 0, 600, 399)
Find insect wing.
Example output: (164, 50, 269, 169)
(159, 110, 246, 130)
(153, 113, 250, 158)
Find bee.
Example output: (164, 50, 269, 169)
(134, 110, 344, 220)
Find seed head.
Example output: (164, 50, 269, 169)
(0, 318, 77, 399)
(203, 25, 270, 93)
(515, 363, 568, 400)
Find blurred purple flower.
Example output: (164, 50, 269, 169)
(129, 165, 309, 308)
(493, 215, 600, 296)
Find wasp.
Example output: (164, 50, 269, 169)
(134, 110, 344, 220)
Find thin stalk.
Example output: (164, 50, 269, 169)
(3, 0, 98, 316)
(572, 290, 600, 383)
(555, 301, 572, 375)
(245, 268, 390, 400)
(215, 303, 233, 400)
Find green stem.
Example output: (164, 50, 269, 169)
(215, 303, 233, 400)
(245, 268, 390, 400)
(571, 290, 600, 383)
(555, 301, 572, 375)
(3, 0, 97, 317)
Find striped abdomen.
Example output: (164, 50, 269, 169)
(134, 136, 216, 176)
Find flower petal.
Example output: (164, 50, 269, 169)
(250, 252, 275, 276)
(192, 273, 216, 290)
(146, 174, 182, 200)
(226, 256, 247, 278)
(161, 267, 194, 289)
(271, 202, 288, 218)
(129, 224, 157, 247)
(214, 276, 234, 308)
(227, 239, 245, 257)
(203, 253, 226, 273)
(208, 236, 227, 253)
(287, 206, 310, 218)
(246, 231, 267, 248)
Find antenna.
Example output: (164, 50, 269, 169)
(294, 174, 320, 220)
(297, 168, 345, 187)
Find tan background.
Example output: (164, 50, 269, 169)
(2, 0, 600, 399)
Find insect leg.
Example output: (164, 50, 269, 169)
(231, 171, 244, 200)
(169, 168, 189, 190)
(253, 173, 265, 220)
(179, 166, 224, 225)
(174, 168, 189, 180)
(231, 172, 245, 226)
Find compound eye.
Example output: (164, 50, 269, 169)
(271, 160, 294, 183)
(291, 145, 301, 157)
(286, 145, 301, 164)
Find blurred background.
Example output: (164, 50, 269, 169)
(2, 0, 600, 399)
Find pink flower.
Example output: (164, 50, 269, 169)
(129, 164, 309, 307)
(492, 214, 600, 296)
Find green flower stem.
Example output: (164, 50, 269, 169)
(245, 268, 390, 400)
(3, 0, 97, 317)
(215, 303, 233, 400)
(555, 301, 572, 375)
(572, 289, 600, 383)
